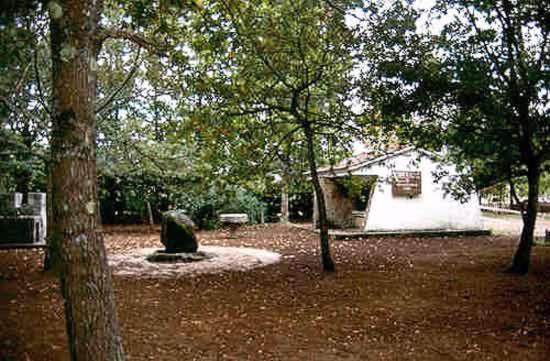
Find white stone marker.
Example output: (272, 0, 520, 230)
(27, 192, 47, 242)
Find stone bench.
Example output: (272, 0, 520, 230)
(219, 213, 248, 239)
(0, 192, 47, 249)
(219, 213, 249, 225)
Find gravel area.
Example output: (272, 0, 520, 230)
(109, 246, 281, 278)
(482, 214, 550, 237)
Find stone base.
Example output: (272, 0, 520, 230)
(146, 250, 213, 263)
(110, 246, 281, 277)
(0, 216, 42, 244)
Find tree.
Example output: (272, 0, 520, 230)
(2, 1, 211, 358)
(46, 0, 128, 359)
(186, 0, 365, 271)
(0, 5, 50, 197)
(46, 0, 169, 358)
(366, 0, 549, 274)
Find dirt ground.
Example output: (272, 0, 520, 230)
(1, 224, 550, 361)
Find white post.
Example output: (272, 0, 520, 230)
(146, 201, 154, 226)
(13, 193, 22, 208)
(260, 208, 265, 224)
(27, 192, 47, 242)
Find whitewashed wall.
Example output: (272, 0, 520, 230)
(351, 150, 482, 231)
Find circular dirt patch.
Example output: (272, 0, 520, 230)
(108, 246, 281, 278)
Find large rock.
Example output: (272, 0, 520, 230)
(161, 210, 198, 253)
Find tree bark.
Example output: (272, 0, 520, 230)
(146, 201, 154, 226)
(509, 164, 540, 274)
(15, 125, 34, 203)
(508, 179, 516, 210)
(302, 121, 335, 272)
(508, 176, 523, 212)
(280, 188, 289, 223)
(280, 160, 290, 223)
(48, 0, 125, 359)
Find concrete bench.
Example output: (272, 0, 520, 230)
(219, 213, 249, 239)
(219, 213, 249, 225)
(0, 192, 47, 250)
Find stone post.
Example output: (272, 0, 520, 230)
(13, 193, 22, 208)
(27, 192, 47, 242)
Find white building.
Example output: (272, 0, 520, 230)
(313, 147, 483, 232)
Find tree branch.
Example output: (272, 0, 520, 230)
(33, 46, 51, 116)
(97, 28, 162, 55)
(464, 7, 508, 85)
(324, 0, 364, 23)
(0, 94, 43, 123)
(219, 0, 297, 91)
(13, 62, 32, 96)
(95, 48, 142, 115)
(259, 125, 302, 169)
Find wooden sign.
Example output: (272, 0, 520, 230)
(392, 171, 421, 197)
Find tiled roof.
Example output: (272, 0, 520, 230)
(316, 146, 413, 174)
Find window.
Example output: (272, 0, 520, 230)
(392, 171, 421, 197)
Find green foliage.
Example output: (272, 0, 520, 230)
(0, 3, 50, 194)
(0, 129, 47, 193)
(176, 186, 267, 229)
(365, 0, 549, 191)
(177, 0, 369, 187)
(219, 188, 266, 223)
(99, 172, 266, 229)
(0, 203, 34, 217)
(0, 204, 18, 217)
(0, 0, 374, 233)
(333, 175, 375, 210)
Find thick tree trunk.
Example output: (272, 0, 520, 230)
(509, 165, 540, 274)
(302, 122, 335, 272)
(47, 1, 125, 360)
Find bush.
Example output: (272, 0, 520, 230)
(98, 172, 267, 229)
(0, 204, 34, 217)
(179, 187, 266, 229)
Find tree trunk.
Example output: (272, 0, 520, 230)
(146, 201, 154, 226)
(508, 179, 516, 209)
(302, 122, 335, 272)
(260, 208, 265, 224)
(509, 165, 540, 274)
(15, 125, 34, 203)
(280, 161, 290, 223)
(48, 1, 125, 360)
(280, 188, 289, 223)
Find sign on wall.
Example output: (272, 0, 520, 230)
(392, 171, 422, 197)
